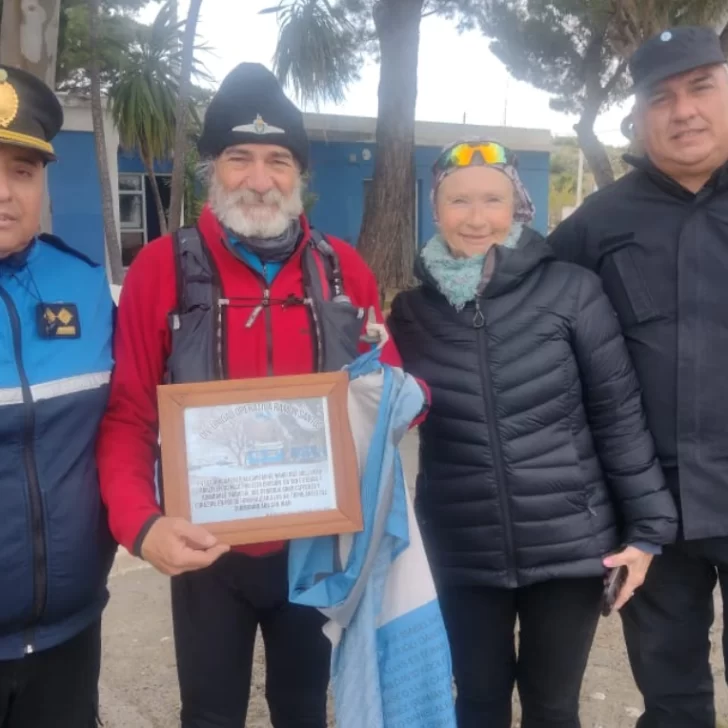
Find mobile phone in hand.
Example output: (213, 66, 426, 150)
(601, 564, 628, 617)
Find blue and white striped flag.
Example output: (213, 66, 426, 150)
(288, 349, 457, 728)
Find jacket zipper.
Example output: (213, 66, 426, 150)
(244, 265, 273, 375)
(263, 264, 273, 375)
(0, 284, 48, 653)
(473, 296, 517, 586)
(216, 299, 227, 380)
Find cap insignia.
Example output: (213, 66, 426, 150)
(232, 114, 285, 135)
(0, 71, 19, 129)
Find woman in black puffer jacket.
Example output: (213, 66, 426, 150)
(387, 140, 677, 728)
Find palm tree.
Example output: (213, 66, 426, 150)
(263, 0, 362, 107)
(88, 0, 124, 283)
(168, 0, 204, 234)
(108, 1, 208, 236)
(108, 3, 179, 235)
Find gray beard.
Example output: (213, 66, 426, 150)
(208, 174, 304, 239)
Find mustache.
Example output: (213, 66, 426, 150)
(223, 187, 286, 207)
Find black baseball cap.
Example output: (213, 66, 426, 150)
(0, 65, 63, 161)
(629, 26, 726, 95)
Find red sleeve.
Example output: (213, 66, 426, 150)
(97, 239, 175, 553)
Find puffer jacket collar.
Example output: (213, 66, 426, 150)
(415, 226, 555, 301)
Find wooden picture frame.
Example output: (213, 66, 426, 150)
(157, 372, 363, 546)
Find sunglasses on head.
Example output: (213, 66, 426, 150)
(434, 141, 517, 172)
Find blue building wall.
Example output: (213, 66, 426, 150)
(47, 131, 550, 267)
(307, 141, 550, 245)
(47, 130, 105, 264)
(117, 149, 173, 175)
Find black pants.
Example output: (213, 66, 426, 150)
(0, 621, 101, 728)
(621, 537, 728, 728)
(171, 549, 330, 728)
(439, 577, 603, 728)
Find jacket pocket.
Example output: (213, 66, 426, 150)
(313, 299, 366, 372)
(599, 244, 658, 326)
(166, 306, 216, 383)
(568, 411, 599, 517)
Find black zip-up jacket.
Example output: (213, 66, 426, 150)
(549, 157, 728, 541)
(388, 229, 677, 588)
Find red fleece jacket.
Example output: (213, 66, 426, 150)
(97, 207, 424, 557)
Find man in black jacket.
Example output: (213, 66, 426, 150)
(549, 25, 728, 728)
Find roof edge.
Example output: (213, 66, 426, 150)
(56, 94, 553, 153)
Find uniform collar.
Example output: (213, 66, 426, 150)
(624, 153, 728, 198)
(0, 238, 36, 274)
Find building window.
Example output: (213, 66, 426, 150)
(119, 174, 146, 267)
(362, 178, 420, 246)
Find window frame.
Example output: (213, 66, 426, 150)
(118, 173, 147, 268)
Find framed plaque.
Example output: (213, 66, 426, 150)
(157, 372, 363, 546)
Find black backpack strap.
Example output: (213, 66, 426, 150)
(171, 226, 201, 316)
(302, 228, 367, 372)
(167, 226, 223, 382)
(308, 227, 344, 299)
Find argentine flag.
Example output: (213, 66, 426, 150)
(288, 348, 457, 728)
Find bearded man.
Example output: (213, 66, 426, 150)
(96, 63, 412, 728)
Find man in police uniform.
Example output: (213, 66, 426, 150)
(550, 26, 728, 728)
(0, 66, 116, 727)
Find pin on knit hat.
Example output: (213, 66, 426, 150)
(198, 63, 309, 171)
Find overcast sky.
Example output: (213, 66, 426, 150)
(141, 0, 632, 147)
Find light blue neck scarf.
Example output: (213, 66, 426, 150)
(420, 223, 523, 311)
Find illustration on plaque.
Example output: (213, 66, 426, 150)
(183, 397, 337, 524)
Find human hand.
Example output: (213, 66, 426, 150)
(140, 516, 230, 576)
(603, 546, 654, 611)
(361, 306, 389, 348)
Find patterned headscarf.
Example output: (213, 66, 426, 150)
(430, 139, 536, 225)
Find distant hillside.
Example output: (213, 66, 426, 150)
(549, 137, 631, 229)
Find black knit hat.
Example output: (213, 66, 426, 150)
(198, 63, 309, 171)
(629, 26, 726, 94)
